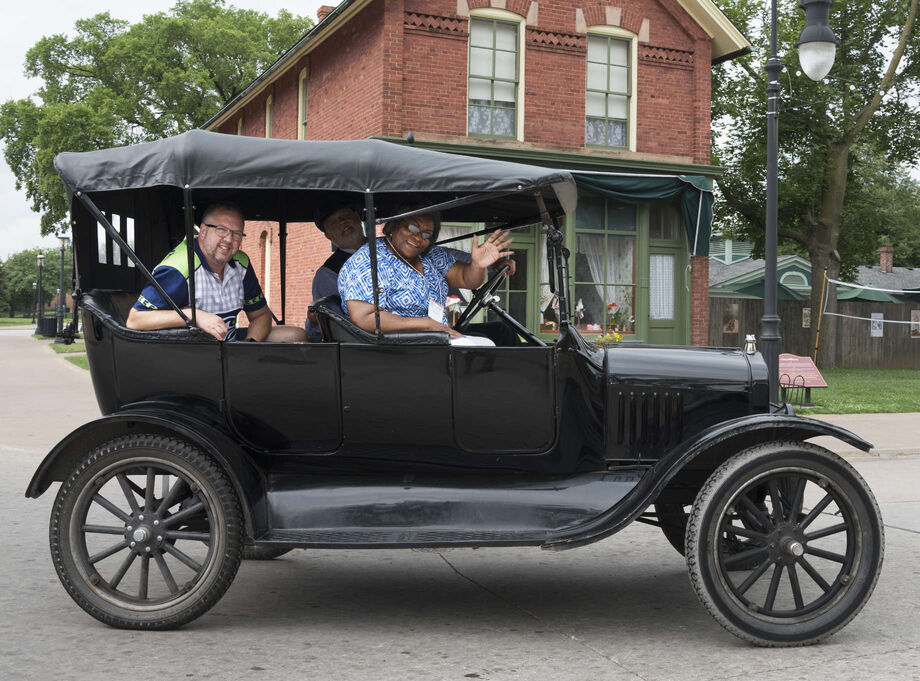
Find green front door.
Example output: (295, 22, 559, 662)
(646, 203, 688, 345)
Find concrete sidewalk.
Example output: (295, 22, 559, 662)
(808, 412, 920, 459)
(0, 327, 100, 452)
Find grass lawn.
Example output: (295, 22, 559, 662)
(796, 367, 920, 414)
(49, 342, 86, 354)
(0, 317, 33, 326)
(65, 355, 89, 370)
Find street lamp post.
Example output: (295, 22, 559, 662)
(31, 282, 37, 323)
(35, 252, 44, 335)
(762, 0, 837, 406)
(55, 235, 70, 342)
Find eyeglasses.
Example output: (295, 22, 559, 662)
(204, 223, 246, 242)
(406, 223, 433, 241)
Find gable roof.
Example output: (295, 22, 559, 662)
(710, 256, 920, 298)
(856, 265, 920, 291)
(675, 0, 751, 63)
(203, 0, 750, 131)
(710, 255, 807, 288)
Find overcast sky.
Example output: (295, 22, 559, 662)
(0, 0, 328, 259)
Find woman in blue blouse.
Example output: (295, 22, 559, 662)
(337, 208, 512, 346)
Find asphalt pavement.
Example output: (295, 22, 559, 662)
(1, 326, 918, 681)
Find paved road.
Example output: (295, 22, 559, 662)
(2, 328, 919, 681)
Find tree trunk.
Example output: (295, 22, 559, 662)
(809, 250, 840, 368)
(808, 143, 850, 369)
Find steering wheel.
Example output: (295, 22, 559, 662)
(454, 265, 510, 332)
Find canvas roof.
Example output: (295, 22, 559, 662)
(54, 130, 577, 224)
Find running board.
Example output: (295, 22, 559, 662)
(256, 468, 649, 549)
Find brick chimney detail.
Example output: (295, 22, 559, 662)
(317, 5, 336, 22)
(879, 246, 894, 273)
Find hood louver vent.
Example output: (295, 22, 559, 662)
(607, 389, 684, 459)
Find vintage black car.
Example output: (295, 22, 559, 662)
(27, 131, 883, 646)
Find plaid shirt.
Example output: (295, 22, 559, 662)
(134, 239, 266, 334)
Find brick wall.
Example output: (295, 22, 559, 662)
(218, 0, 720, 339)
(307, 1, 387, 140)
(690, 254, 709, 346)
(218, 0, 715, 158)
(397, 0, 711, 162)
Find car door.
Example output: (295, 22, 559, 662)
(452, 346, 556, 453)
(223, 342, 342, 452)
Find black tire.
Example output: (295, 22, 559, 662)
(687, 441, 884, 647)
(50, 434, 244, 629)
(243, 546, 292, 560)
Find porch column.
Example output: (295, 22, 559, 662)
(690, 255, 709, 346)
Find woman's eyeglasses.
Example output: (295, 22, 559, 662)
(406, 223, 433, 241)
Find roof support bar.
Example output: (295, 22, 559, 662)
(364, 192, 382, 338)
(279, 219, 287, 325)
(182, 187, 197, 328)
(75, 191, 191, 325)
(535, 190, 570, 327)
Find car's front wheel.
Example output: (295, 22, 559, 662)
(686, 441, 884, 646)
(50, 434, 243, 629)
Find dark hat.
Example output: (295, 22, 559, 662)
(314, 199, 362, 232)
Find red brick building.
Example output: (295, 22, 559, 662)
(205, 0, 747, 344)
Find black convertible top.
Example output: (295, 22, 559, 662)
(55, 130, 576, 223)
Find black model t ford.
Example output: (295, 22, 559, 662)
(27, 131, 883, 646)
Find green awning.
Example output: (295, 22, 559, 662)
(572, 172, 714, 256)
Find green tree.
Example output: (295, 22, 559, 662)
(1, 0, 312, 235)
(0, 261, 8, 316)
(712, 0, 919, 366)
(0, 246, 73, 317)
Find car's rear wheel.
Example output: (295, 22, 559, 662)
(687, 441, 884, 646)
(50, 434, 243, 629)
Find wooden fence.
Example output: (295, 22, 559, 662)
(709, 298, 920, 368)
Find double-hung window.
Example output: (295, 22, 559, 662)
(468, 18, 518, 138)
(586, 35, 631, 148)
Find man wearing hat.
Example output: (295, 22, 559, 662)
(307, 200, 366, 341)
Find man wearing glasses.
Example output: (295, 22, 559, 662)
(128, 202, 304, 342)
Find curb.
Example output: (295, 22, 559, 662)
(836, 448, 920, 460)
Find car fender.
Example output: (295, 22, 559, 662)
(24, 409, 267, 538)
(543, 413, 871, 550)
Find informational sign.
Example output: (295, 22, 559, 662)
(802, 307, 811, 329)
(778, 354, 828, 388)
(912, 310, 920, 338)
(722, 303, 738, 334)
(871, 312, 884, 338)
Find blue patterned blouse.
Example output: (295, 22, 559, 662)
(338, 238, 457, 324)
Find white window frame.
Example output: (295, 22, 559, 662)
(265, 95, 273, 139)
(585, 25, 637, 152)
(298, 68, 309, 140)
(467, 8, 526, 142)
